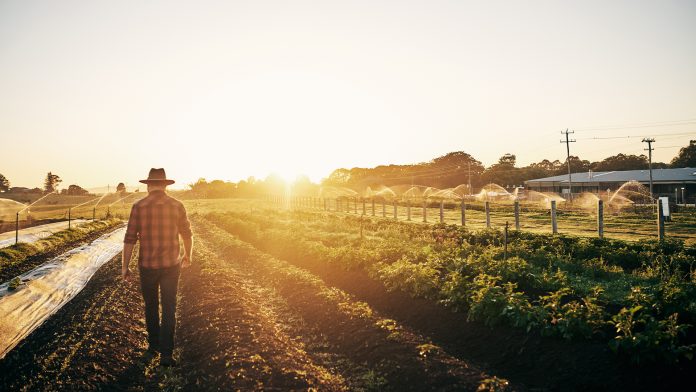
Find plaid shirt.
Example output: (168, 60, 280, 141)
(124, 190, 193, 269)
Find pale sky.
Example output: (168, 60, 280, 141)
(1, 0, 695, 189)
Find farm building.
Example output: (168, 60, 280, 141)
(524, 167, 696, 203)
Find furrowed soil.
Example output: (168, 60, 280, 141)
(4, 211, 687, 391)
(0, 215, 507, 391)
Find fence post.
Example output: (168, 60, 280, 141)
(15, 212, 19, 245)
(68, 208, 72, 229)
(461, 199, 466, 226)
(393, 201, 397, 219)
(407, 201, 411, 221)
(382, 200, 386, 217)
(440, 200, 444, 223)
(597, 199, 604, 239)
(657, 200, 665, 241)
(485, 201, 491, 228)
(362, 198, 366, 215)
(423, 200, 428, 222)
(371, 198, 375, 216)
(354, 197, 358, 214)
(551, 200, 558, 234)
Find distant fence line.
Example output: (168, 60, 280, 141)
(266, 194, 668, 242)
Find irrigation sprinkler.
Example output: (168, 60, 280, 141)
(551, 200, 558, 234)
(93, 207, 96, 221)
(423, 200, 428, 223)
(354, 197, 358, 214)
(597, 200, 604, 239)
(514, 200, 520, 230)
(68, 208, 71, 229)
(15, 211, 19, 245)
(362, 198, 366, 215)
(440, 200, 444, 223)
(485, 202, 491, 228)
(382, 200, 386, 217)
(371, 198, 375, 216)
(407, 201, 411, 221)
(393, 201, 397, 220)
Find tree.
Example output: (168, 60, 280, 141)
(671, 140, 696, 168)
(0, 173, 9, 192)
(558, 156, 591, 175)
(116, 182, 126, 194)
(63, 184, 89, 196)
(482, 154, 520, 186)
(496, 153, 517, 167)
(44, 172, 62, 193)
(591, 154, 648, 172)
(323, 169, 352, 186)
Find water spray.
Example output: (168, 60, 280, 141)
(15, 191, 56, 245)
(91, 191, 111, 221)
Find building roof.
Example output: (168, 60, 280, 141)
(525, 167, 696, 184)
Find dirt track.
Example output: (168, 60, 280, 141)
(0, 216, 506, 391)
(3, 212, 694, 391)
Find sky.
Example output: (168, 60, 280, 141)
(1, 0, 695, 189)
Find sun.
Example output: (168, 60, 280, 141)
(270, 170, 309, 184)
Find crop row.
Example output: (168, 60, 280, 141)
(202, 209, 696, 364)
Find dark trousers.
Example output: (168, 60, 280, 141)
(139, 263, 181, 357)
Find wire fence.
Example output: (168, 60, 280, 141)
(268, 195, 696, 245)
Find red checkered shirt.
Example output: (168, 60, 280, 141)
(124, 190, 193, 269)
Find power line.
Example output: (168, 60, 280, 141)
(574, 118, 696, 132)
(575, 131, 696, 140)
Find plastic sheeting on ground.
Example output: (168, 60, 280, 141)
(0, 227, 125, 359)
(0, 220, 89, 248)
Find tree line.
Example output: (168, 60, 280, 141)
(0, 172, 128, 196)
(322, 140, 696, 190)
(1, 140, 694, 198)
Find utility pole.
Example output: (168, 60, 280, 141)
(561, 129, 576, 202)
(642, 138, 655, 199)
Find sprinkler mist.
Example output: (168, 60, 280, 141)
(67, 195, 103, 227)
(15, 192, 57, 245)
(92, 192, 111, 221)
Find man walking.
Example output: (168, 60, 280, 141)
(122, 168, 193, 367)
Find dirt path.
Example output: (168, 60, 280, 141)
(0, 216, 509, 391)
(186, 216, 504, 391)
(0, 253, 158, 391)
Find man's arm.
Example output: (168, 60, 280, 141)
(122, 204, 139, 280)
(181, 236, 193, 268)
(178, 202, 193, 268)
(122, 243, 135, 279)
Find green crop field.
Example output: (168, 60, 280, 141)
(1, 197, 694, 391)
